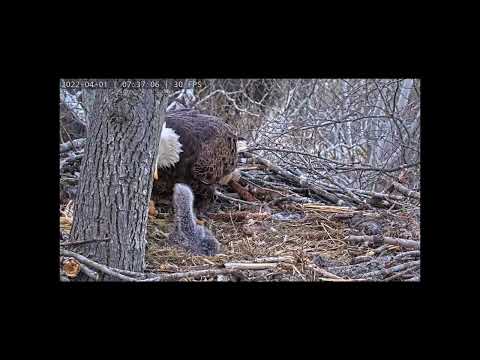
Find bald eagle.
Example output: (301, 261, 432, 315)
(151, 109, 244, 216)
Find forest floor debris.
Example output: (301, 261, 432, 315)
(141, 200, 420, 282)
(60, 148, 420, 282)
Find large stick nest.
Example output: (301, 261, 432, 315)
(142, 196, 420, 282)
(60, 143, 420, 282)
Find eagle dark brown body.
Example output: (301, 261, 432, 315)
(151, 109, 238, 214)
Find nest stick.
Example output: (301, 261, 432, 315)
(60, 249, 138, 281)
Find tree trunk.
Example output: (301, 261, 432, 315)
(69, 86, 167, 280)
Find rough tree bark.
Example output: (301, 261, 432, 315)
(69, 86, 167, 280)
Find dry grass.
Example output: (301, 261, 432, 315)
(60, 199, 419, 282)
(144, 201, 418, 281)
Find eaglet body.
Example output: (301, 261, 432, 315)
(168, 183, 220, 256)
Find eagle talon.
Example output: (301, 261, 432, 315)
(148, 200, 158, 216)
(196, 210, 209, 224)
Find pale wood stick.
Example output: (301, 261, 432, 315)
(224, 262, 278, 270)
(139, 268, 240, 281)
(346, 235, 420, 250)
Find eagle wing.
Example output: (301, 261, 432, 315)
(192, 122, 237, 185)
(152, 109, 238, 202)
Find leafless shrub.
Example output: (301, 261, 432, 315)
(192, 79, 420, 196)
(61, 79, 420, 200)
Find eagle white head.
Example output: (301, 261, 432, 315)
(157, 123, 183, 168)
